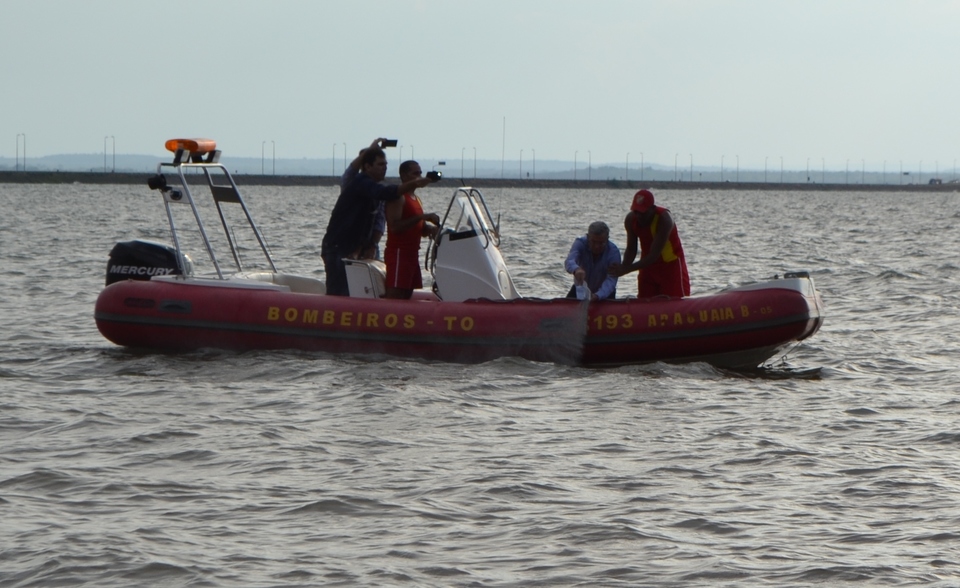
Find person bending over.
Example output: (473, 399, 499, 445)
(609, 189, 690, 298)
(564, 221, 620, 301)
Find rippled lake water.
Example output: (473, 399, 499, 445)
(2, 181, 960, 586)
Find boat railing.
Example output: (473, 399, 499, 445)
(428, 187, 499, 268)
(147, 144, 277, 279)
(438, 187, 501, 249)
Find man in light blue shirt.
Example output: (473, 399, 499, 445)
(565, 221, 621, 301)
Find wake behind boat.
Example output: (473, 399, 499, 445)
(94, 139, 824, 368)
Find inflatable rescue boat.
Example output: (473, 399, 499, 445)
(94, 139, 824, 368)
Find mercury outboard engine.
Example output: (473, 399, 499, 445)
(105, 240, 193, 286)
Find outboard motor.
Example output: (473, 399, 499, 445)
(105, 240, 193, 286)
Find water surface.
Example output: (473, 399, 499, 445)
(2, 183, 959, 586)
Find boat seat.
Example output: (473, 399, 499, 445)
(344, 259, 386, 298)
(236, 272, 326, 294)
(273, 273, 327, 294)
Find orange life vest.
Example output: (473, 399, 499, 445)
(385, 193, 425, 250)
(632, 206, 686, 263)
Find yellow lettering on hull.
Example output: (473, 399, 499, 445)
(264, 306, 482, 332)
(590, 305, 754, 332)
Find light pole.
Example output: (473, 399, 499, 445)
(272, 141, 276, 175)
(103, 136, 115, 172)
(519, 149, 524, 179)
(103, 135, 117, 173)
(919, 160, 923, 184)
(111, 136, 115, 172)
(574, 151, 578, 181)
(262, 141, 266, 175)
(501, 116, 506, 179)
(16, 134, 25, 171)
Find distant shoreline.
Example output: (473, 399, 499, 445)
(1, 170, 957, 192)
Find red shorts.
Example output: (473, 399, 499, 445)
(385, 247, 422, 290)
(638, 258, 690, 298)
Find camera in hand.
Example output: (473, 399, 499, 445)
(382, 139, 398, 148)
(426, 170, 442, 182)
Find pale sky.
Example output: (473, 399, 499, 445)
(3, 0, 958, 171)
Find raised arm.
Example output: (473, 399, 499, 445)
(344, 138, 388, 177)
(395, 176, 433, 199)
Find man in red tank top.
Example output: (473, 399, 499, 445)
(383, 160, 440, 299)
(609, 189, 691, 298)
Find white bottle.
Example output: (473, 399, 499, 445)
(576, 284, 590, 300)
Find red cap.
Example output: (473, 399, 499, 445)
(631, 189, 655, 213)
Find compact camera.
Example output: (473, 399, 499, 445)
(382, 139, 398, 148)
(426, 171, 442, 182)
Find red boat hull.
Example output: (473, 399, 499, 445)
(95, 277, 823, 368)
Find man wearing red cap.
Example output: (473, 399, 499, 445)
(609, 189, 690, 298)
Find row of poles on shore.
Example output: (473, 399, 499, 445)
(287, 142, 960, 185)
(14, 134, 116, 172)
(9, 134, 958, 184)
